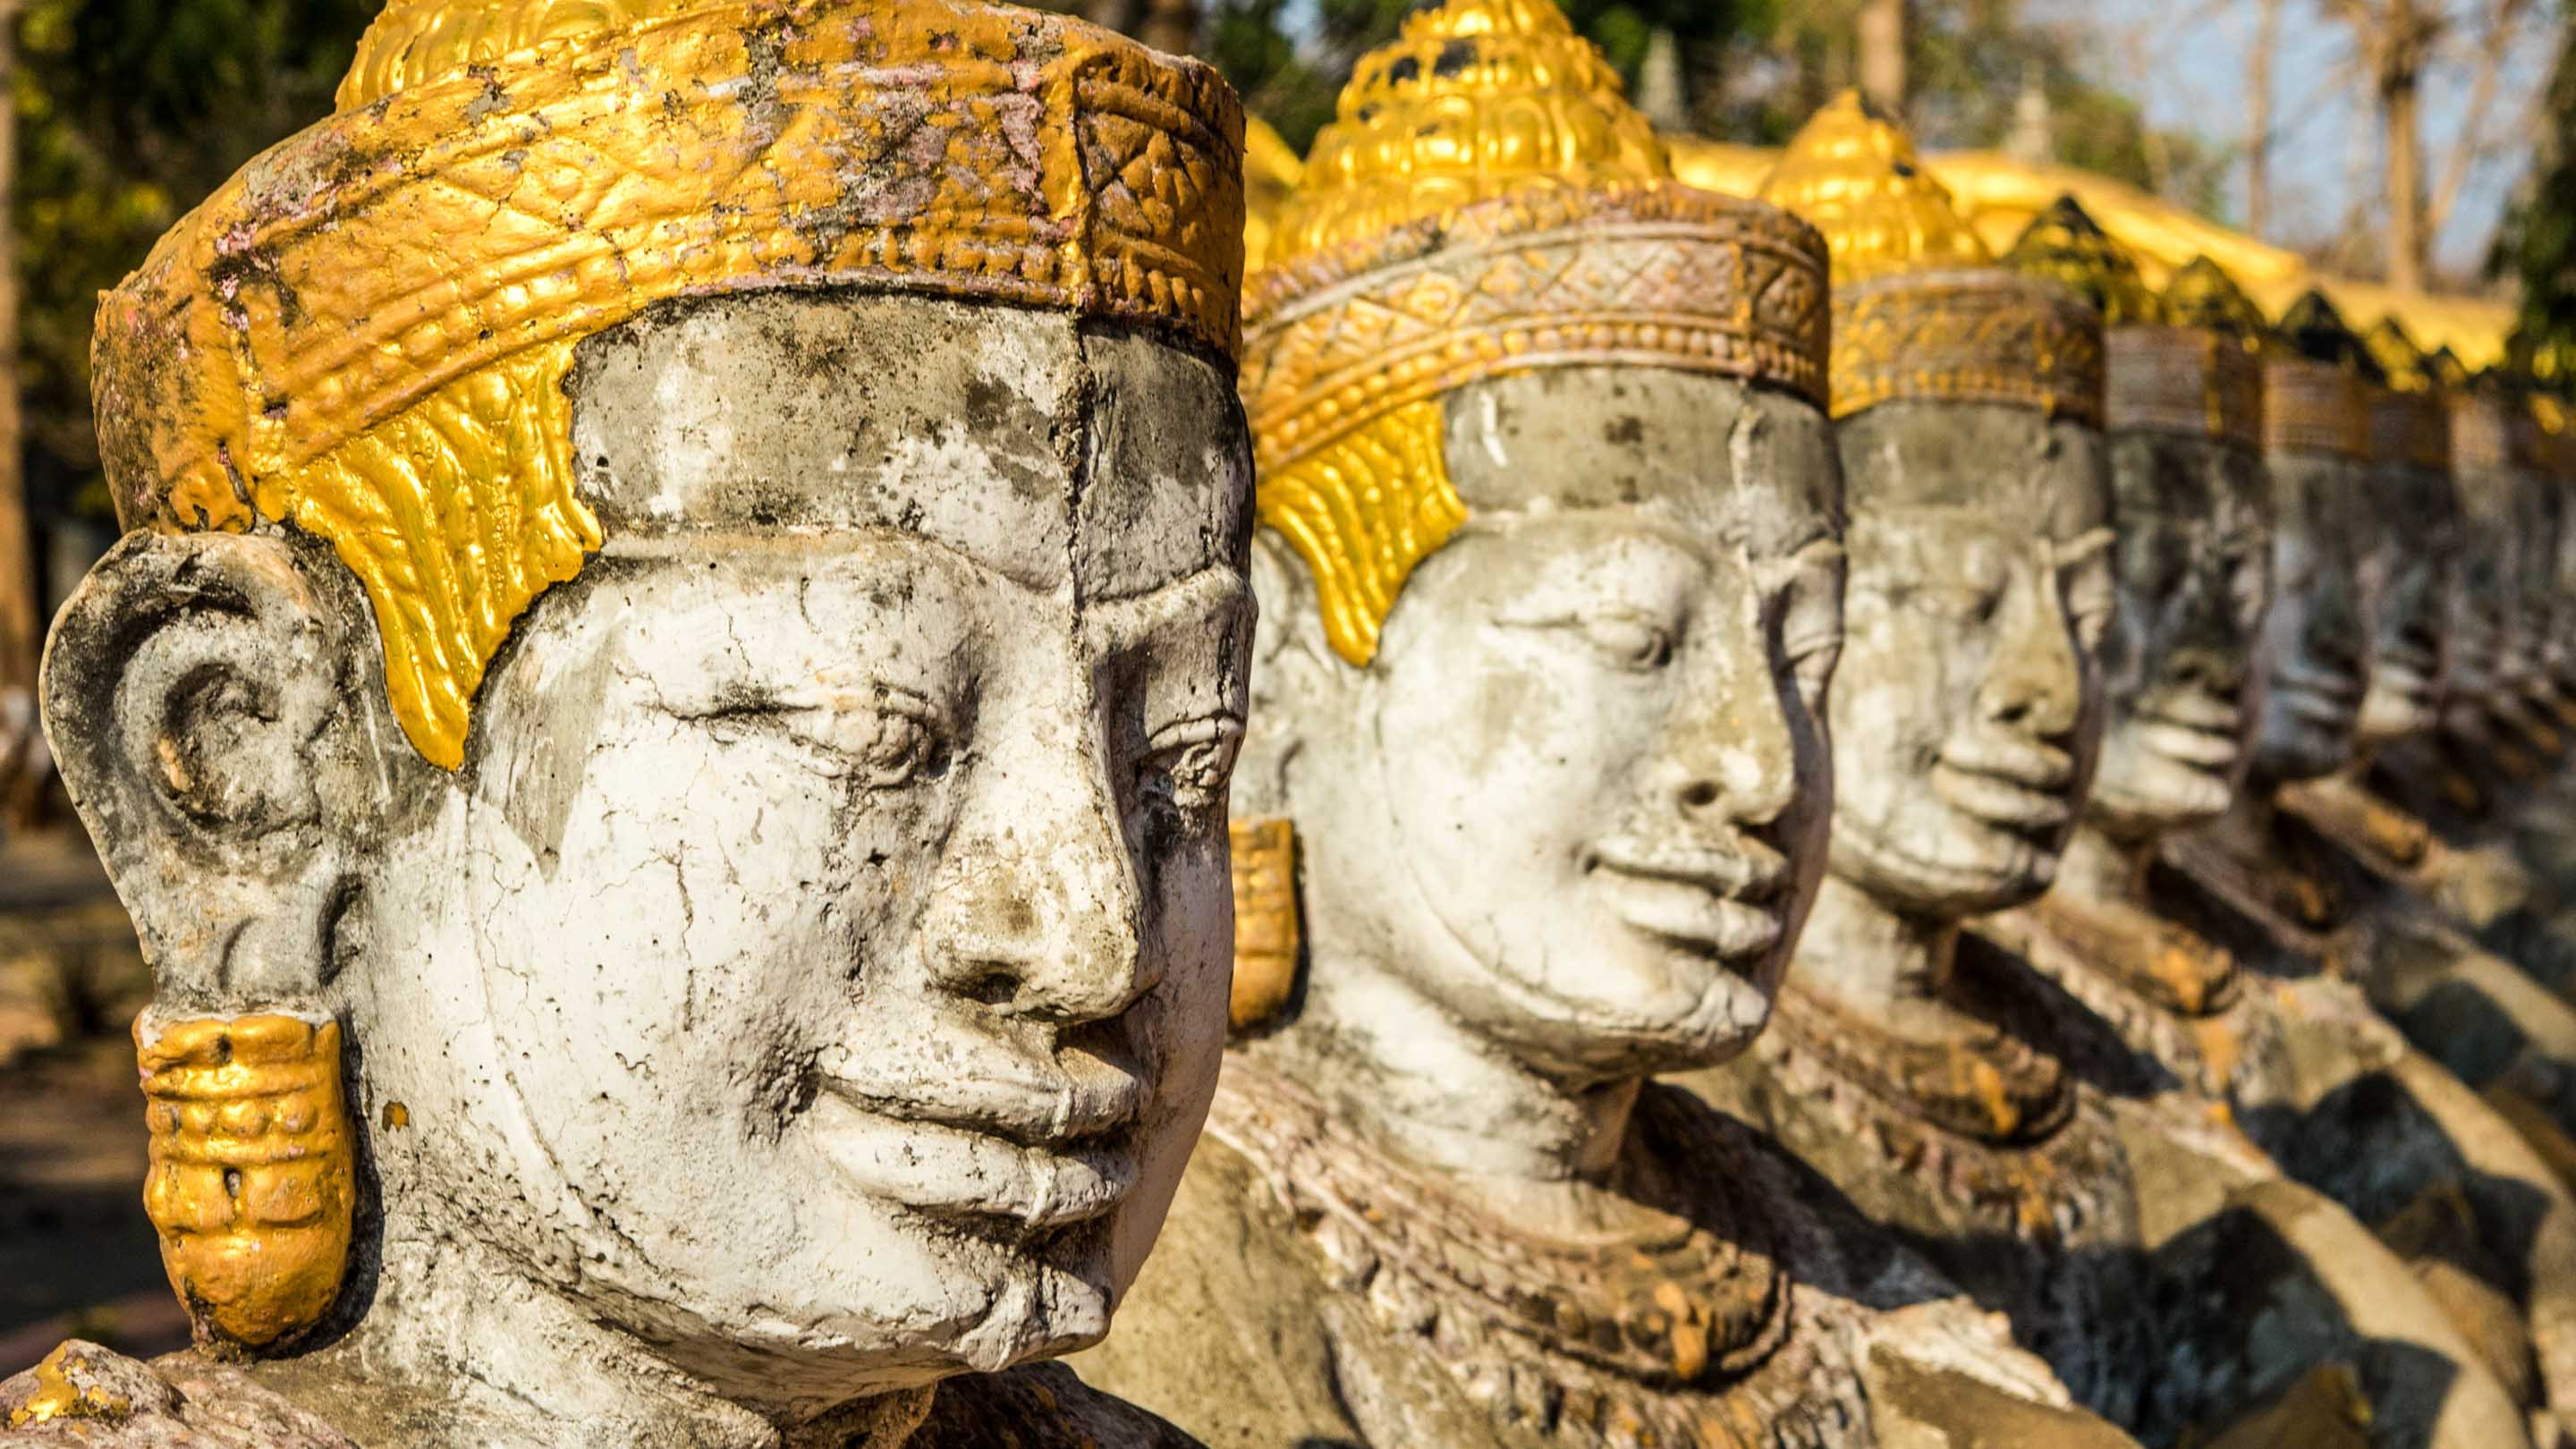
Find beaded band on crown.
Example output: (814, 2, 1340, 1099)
(2370, 389, 2451, 471)
(2264, 360, 2370, 460)
(2106, 327, 2263, 450)
(92, 0, 1244, 766)
(1245, 185, 1830, 476)
(1240, 0, 1829, 666)
(1830, 268, 2105, 425)
(2452, 393, 2523, 474)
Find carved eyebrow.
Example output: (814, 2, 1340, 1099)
(1083, 564, 1252, 655)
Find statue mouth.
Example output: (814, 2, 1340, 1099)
(1931, 734, 2073, 835)
(806, 1040, 1147, 1232)
(2130, 709, 2240, 775)
(1580, 834, 1788, 962)
(2272, 674, 2363, 731)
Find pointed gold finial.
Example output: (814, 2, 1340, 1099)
(2363, 317, 2435, 393)
(2163, 257, 2272, 356)
(1757, 90, 1990, 284)
(2359, 318, 2449, 470)
(1271, 0, 1666, 266)
(2002, 196, 2163, 326)
(1758, 91, 2098, 424)
(1242, 0, 1828, 665)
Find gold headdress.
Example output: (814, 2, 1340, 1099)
(2164, 256, 2272, 354)
(1243, 0, 1828, 666)
(2360, 318, 2450, 472)
(2001, 196, 2162, 326)
(1759, 93, 2102, 425)
(2003, 202, 2267, 452)
(94, 0, 1245, 767)
(2265, 291, 2373, 461)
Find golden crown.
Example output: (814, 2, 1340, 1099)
(2095, 251, 2261, 450)
(94, 0, 1245, 767)
(1761, 92, 2102, 425)
(2359, 318, 2449, 470)
(2265, 290, 2373, 461)
(2163, 256, 2272, 354)
(1242, 0, 1829, 666)
(2002, 196, 2163, 326)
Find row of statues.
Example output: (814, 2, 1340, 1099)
(10, 0, 2576, 1445)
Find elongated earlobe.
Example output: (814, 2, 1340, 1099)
(1228, 817, 1302, 1034)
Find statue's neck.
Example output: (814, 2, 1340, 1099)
(1262, 951, 1642, 1228)
(2055, 819, 2156, 909)
(1790, 873, 1959, 1021)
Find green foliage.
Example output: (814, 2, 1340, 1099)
(2494, 13, 2576, 395)
(15, 0, 377, 523)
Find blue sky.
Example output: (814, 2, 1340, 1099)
(2026, 0, 2554, 283)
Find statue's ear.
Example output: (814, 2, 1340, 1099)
(42, 530, 392, 1008)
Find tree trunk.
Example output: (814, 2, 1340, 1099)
(1136, 0, 1199, 58)
(0, 0, 36, 818)
(2386, 58, 2428, 289)
(1858, 0, 1907, 115)
(2249, 0, 2282, 235)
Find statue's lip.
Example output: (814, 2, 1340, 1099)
(804, 1093, 1141, 1232)
(2273, 674, 2364, 726)
(1580, 833, 1789, 902)
(2131, 716, 2241, 770)
(1580, 835, 1789, 960)
(811, 1043, 1145, 1150)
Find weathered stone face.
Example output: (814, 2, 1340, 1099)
(45, 291, 1254, 1419)
(2353, 454, 2461, 745)
(1822, 401, 2114, 916)
(2251, 449, 2373, 783)
(1252, 366, 1842, 1077)
(2089, 429, 2271, 836)
(2443, 455, 2529, 731)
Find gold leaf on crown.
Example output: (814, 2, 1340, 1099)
(2360, 318, 2451, 471)
(1267, 0, 1665, 267)
(95, 0, 1247, 767)
(2002, 196, 2163, 327)
(2100, 252, 2263, 450)
(1244, 0, 1828, 666)
(1759, 92, 2101, 424)
(2265, 291, 2373, 460)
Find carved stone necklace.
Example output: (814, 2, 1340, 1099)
(1207, 1063, 1866, 1449)
(2000, 894, 2283, 1106)
(1764, 979, 2073, 1147)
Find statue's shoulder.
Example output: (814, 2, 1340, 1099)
(911, 1361, 1203, 1449)
(0, 1341, 356, 1447)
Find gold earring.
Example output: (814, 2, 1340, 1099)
(1229, 818, 1301, 1033)
(136, 1012, 354, 1353)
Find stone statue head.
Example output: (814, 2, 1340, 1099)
(42, 0, 1253, 1423)
(2250, 292, 2378, 784)
(2354, 318, 2462, 746)
(2053, 239, 2274, 843)
(1759, 110, 2113, 920)
(2445, 372, 2549, 736)
(1228, 0, 1842, 1081)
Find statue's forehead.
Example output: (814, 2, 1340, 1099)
(1841, 401, 2107, 534)
(568, 291, 1243, 595)
(1438, 367, 1841, 555)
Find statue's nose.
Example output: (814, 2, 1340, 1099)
(914, 721, 1153, 1024)
(1978, 575, 2085, 741)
